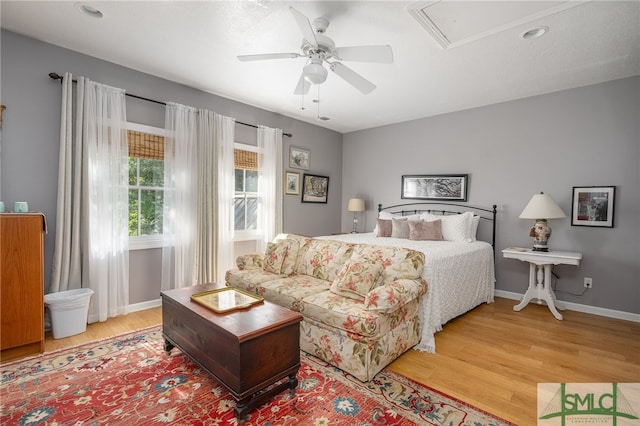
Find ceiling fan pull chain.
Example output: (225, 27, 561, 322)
(316, 85, 321, 120)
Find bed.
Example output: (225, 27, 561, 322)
(317, 202, 497, 353)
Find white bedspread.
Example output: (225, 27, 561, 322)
(316, 233, 495, 352)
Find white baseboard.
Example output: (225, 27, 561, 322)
(128, 298, 162, 312)
(495, 290, 640, 323)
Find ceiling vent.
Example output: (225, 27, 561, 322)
(407, 0, 589, 49)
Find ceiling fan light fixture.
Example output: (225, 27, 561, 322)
(303, 61, 327, 84)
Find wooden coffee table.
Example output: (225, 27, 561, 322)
(161, 283, 302, 422)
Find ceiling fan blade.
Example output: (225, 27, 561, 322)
(294, 73, 311, 95)
(329, 62, 376, 94)
(237, 53, 301, 62)
(289, 6, 318, 49)
(335, 45, 393, 64)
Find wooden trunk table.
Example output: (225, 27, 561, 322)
(161, 283, 302, 422)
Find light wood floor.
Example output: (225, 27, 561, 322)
(10, 297, 640, 425)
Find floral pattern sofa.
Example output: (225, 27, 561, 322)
(225, 234, 427, 382)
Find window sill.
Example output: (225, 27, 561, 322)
(234, 230, 260, 242)
(129, 235, 165, 250)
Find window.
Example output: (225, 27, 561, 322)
(127, 123, 166, 249)
(234, 145, 258, 241)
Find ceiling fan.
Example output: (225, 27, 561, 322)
(237, 7, 393, 95)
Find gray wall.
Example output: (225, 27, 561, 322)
(342, 76, 640, 314)
(0, 30, 342, 303)
(2, 29, 637, 315)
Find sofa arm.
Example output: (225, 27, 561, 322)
(236, 253, 264, 270)
(364, 278, 427, 313)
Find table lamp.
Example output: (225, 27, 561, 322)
(347, 198, 365, 233)
(519, 192, 566, 252)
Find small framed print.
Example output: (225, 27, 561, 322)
(289, 146, 310, 170)
(571, 186, 615, 227)
(301, 173, 329, 204)
(285, 171, 300, 195)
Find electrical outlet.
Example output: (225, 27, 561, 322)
(584, 277, 593, 288)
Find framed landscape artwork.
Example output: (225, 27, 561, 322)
(289, 146, 310, 170)
(285, 171, 300, 195)
(401, 174, 468, 201)
(571, 186, 615, 227)
(301, 173, 329, 203)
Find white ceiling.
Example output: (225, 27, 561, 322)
(1, 1, 639, 133)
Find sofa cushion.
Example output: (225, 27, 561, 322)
(294, 239, 354, 281)
(258, 275, 330, 312)
(263, 241, 288, 274)
(349, 244, 425, 286)
(225, 269, 286, 294)
(330, 259, 384, 301)
(299, 290, 420, 338)
(274, 234, 309, 275)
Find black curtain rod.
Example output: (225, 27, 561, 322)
(49, 72, 293, 138)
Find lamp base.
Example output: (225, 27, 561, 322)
(529, 219, 552, 252)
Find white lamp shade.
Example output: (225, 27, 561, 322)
(347, 198, 365, 212)
(519, 192, 566, 219)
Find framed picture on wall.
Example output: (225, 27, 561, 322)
(401, 174, 468, 201)
(285, 171, 300, 195)
(289, 146, 310, 170)
(571, 186, 615, 227)
(301, 173, 329, 203)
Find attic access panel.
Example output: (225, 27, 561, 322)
(408, 0, 588, 49)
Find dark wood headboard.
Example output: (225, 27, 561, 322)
(378, 202, 497, 252)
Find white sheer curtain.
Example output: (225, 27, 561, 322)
(213, 114, 236, 283)
(162, 103, 235, 289)
(51, 73, 129, 322)
(162, 103, 198, 289)
(256, 125, 283, 252)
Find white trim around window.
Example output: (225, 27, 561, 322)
(127, 122, 166, 250)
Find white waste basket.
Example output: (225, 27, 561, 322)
(44, 288, 94, 339)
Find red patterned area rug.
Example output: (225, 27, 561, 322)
(1, 326, 513, 425)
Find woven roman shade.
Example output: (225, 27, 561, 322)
(128, 130, 258, 170)
(128, 130, 164, 160)
(234, 149, 258, 170)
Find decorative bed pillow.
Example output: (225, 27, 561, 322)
(441, 211, 473, 242)
(376, 219, 392, 237)
(391, 218, 413, 239)
(373, 212, 421, 232)
(422, 211, 473, 242)
(408, 219, 443, 241)
(330, 260, 384, 301)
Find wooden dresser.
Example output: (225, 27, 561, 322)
(1, 213, 46, 361)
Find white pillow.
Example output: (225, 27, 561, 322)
(422, 211, 473, 242)
(470, 215, 480, 241)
